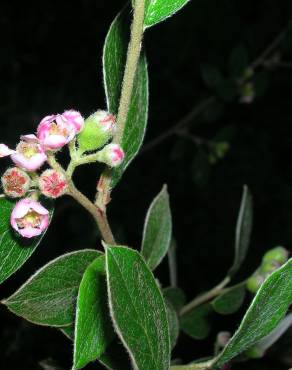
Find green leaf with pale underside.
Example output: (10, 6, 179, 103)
(212, 283, 246, 315)
(103, 8, 148, 187)
(73, 255, 115, 369)
(105, 245, 170, 370)
(0, 197, 53, 285)
(141, 185, 172, 270)
(3, 250, 101, 327)
(214, 259, 292, 368)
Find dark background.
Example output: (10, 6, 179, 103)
(0, 0, 292, 369)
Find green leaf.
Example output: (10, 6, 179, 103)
(212, 284, 246, 315)
(180, 303, 213, 340)
(103, 8, 149, 187)
(73, 256, 115, 369)
(166, 300, 180, 350)
(228, 185, 253, 277)
(105, 245, 170, 370)
(0, 197, 53, 285)
(214, 259, 292, 368)
(3, 250, 101, 327)
(143, 0, 191, 28)
(163, 287, 186, 312)
(229, 45, 249, 79)
(141, 185, 172, 270)
(201, 64, 223, 89)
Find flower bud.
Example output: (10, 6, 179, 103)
(11, 135, 47, 172)
(10, 198, 49, 238)
(260, 260, 280, 274)
(39, 169, 68, 198)
(245, 346, 265, 359)
(77, 110, 115, 152)
(262, 246, 289, 265)
(246, 273, 264, 294)
(239, 82, 255, 104)
(61, 110, 84, 133)
(1, 167, 31, 198)
(96, 143, 124, 168)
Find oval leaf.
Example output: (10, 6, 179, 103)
(143, 0, 191, 28)
(166, 300, 179, 350)
(228, 185, 253, 277)
(0, 197, 53, 285)
(141, 185, 172, 270)
(163, 287, 186, 312)
(3, 250, 101, 326)
(214, 259, 292, 368)
(180, 303, 213, 340)
(73, 255, 115, 369)
(212, 284, 246, 315)
(103, 8, 149, 187)
(105, 245, 170, 370)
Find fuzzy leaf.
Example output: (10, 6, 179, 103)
(141, 185, 172, 270)
(166, 300, 180, 350)
(105, 245, 170, 370)
(73, 256, 114, 369)
(228, 185, 253, 277)
(0, 197, 53, 285)
(212, 284, 246, 315)
(143, 0, 191, 28)
(163, 287, 186, 312)
(3, 250, 101, 326)
(103, 8, 149, 187)
(180, 303, 213, 340)
(214, 259, 292, 368)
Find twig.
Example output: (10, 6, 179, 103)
(168, 239, 178, 288)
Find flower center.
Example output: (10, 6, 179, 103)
(16, 210, 42, 229)
(17, 142, 39, 158)
(3, 169, 27, 195)
(49, 123, 68, 137)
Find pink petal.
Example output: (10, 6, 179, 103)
(11, 199, 31, 219)
(43, 135, 68, 149)
(0, 144, 15, 158)
(20, 134, 39, 143)
(11, 152, 47, 172)
(30, 201, 49, 216)
(18, 227, 43, 238)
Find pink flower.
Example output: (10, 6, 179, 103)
(11, 135, 47, 172)
(0, 144, 15, 158)
(97, 143, 125, 168)
(1, 167, 31, 198)
(39, 169, 68, 198)
(62, 110, 84, 133)
(10, 199, 49, 238)
(37, 111, 84, 150)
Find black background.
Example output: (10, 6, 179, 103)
(0, 0, 292, 369)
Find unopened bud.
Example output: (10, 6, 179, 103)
(39, 169, 68, 198)
(239, 82, 255, 104)
(77, 110, 115, 152)
(246, 273, 265, 294)
(260, 260, 280, 274)
(96, 143, 124, 168)
(245, 346, 265, 359)
(263, 246, 289, 265)
(1, 167, 31, 198)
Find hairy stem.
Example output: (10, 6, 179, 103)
(180, 276, 230, 316)
(96, 0, 146, 210)
(170, 359, 215, 370)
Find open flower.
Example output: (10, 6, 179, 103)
(1, 167, 31, 198)
(10, 199, 49, 238)
(96, 143, 124, 167)
(62, 110, 84, 133)
(37, 111, 83, 150)
(39, 169, 68, 198)
(11, 135, 47, 172)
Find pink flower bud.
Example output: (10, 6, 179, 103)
(39, 169, 68, 198)
(37, 114, 77, 150)
(0, 144, 15, 158)
(1, 167, 31, 198)
(11, 135, 47, 172)
(96, 143, 124, 168)
(62, 110, 84, 133)
(10, 199, 49, 238)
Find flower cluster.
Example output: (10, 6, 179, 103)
(1, 109, 124, 238)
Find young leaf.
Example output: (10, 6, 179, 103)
(214, 259, 292, 368)
(180, 303, 213, 340)
(143, 0, 191, 28)
(105, 245, 170, 370)
(0, 197, 53, 285)
(163, 287, 186, 312)
(229, 45, 249, 79)
(228, 185, 253, 277)
(166, 300, 180, 350)
(141, 185, 172, 270)
(3, 250, 101, 327)
(73, 256, 115, 369)
(103, 8, 149, 187)
(212, 283, 246, 315)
